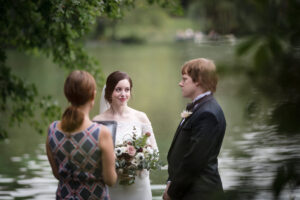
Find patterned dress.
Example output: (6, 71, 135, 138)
(48, 121, 109, 200)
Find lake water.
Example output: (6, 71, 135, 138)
(1, 41, 299, 199)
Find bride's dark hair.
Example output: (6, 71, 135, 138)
(105, 71, 133, 103)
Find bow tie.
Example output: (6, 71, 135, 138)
(186, 102, 194, 111)
(186, 96, 209, 111)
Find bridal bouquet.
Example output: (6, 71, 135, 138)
(114, 126, 161, 185)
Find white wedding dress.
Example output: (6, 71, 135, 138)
(109, 121, 158, 200)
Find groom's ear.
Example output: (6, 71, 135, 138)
(194, 81, 200, 87)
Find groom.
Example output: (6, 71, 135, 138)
(163, 58, 226, 200)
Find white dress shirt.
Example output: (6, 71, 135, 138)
(180, 91, 212, 125)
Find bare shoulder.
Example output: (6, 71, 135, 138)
(130, 108, 150, 124)
(98, 125, 112, 148)
(93, 114, 105, 121)
(93, 110, 111, 121)
(99, 125, 110, 138)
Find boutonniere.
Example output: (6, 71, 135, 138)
(181, 110, 193, 118)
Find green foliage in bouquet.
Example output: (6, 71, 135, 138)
(114, 126, 162, 185)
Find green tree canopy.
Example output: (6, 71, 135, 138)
(0, 0, 181, 139)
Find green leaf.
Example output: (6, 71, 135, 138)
(236, 36, 259, 56)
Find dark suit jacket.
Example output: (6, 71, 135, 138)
(167, 95, 226, 200)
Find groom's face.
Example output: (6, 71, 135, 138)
(179, 74, 199, 99)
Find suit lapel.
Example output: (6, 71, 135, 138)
(168, 94, 214, 156)
(168, 122, 182, 157)
(191, 94, 213, 113)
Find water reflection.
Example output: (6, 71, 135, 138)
(1, 127, 299, 199)
(0, 145, 56, 200)
(219, 125, 300, 199)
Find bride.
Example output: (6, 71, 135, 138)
(93, 71, 158, 200)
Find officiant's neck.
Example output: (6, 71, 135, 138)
(75, 102, 93, 122)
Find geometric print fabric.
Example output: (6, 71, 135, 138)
(48, 121, 109, 200)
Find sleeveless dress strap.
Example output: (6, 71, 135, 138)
(48, 121, 58, 137)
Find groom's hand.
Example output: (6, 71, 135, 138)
(163, 181, 171, 200)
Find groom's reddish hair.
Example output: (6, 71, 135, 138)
(181, 58, 218, 93)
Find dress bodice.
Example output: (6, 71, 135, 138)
(109, 120, 157, 200)
(115, 121, 158, 151)
(47, 121, 109, 199)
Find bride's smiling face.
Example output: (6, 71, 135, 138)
(111, 79, 131, 106)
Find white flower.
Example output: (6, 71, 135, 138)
(121, 147, 127, 154)
(131, 159, 138, 166)
(146, 146, 154, 155)
(153, 149, 160, 160)
(135, 152, 145, 161)
(116, 140, 123, 145)
(115, 147, 122, 156)
(181, 110, 193, 118)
